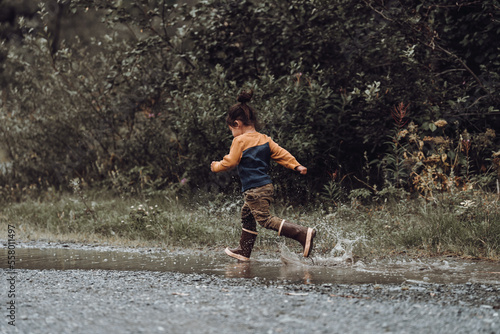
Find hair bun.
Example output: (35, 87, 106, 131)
(237, 90, 253, 103)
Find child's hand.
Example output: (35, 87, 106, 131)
(296, 166, 307, 175)
(211, 161, 218, 172)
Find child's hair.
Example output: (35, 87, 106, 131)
(226, 90, 259, 128)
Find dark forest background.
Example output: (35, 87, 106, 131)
(0, 0, 499, 203)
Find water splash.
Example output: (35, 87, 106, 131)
(279, 243, 308, 266)
(279, 233, 365, 267)
(327, 235, 364, 264)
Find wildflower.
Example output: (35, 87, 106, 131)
(180, 178, 187, 185)
(409, 133, 418, 143)
(407, 121, 418, 133)
(433, 136, 447, 145)
(460, 200, 475, 208)
(398, 129, 409, 138)
(424, 154, 441, 163)
(461, 139, 471, 154)
(391, 102, 409, 128)
(70, 178, 80, 193)
(295, 72, 303, 85)
(434, 120, 448, 128)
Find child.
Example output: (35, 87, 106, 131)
(211, 90, 316, 261)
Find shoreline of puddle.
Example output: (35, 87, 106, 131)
(2, 241, 499, 285)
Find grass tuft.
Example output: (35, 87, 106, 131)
(1, 189, 498, 260)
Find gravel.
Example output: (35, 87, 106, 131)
(2, 268, 499, 334)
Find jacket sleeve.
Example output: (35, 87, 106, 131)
(269, 139, 301, 170)
(211, 137, 244, 172)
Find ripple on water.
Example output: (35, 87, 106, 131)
(1, 244, 499, 285)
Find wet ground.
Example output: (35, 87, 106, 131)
(2, 241, 500, 285)
(1, 241, 499, 333)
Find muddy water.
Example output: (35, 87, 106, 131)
(2, 245, 499, 285)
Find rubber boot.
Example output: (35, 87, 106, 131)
(278, 220, 316, 257)
(225, 228, 258, 261)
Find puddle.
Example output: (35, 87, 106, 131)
(2, 246, 499, 285)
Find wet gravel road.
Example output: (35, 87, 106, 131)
(2, 268, 499, 334)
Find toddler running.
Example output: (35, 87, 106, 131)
(211, 90, 316, 261)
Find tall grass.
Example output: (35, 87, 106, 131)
(0, 190, 240, 249)
(0, 188, 498, 260)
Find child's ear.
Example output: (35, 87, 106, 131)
(234, 120, 242, 128)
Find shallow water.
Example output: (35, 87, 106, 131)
(2, 245, 499, 285)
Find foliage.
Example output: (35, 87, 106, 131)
(382, 111, 498, 200)
(396, 192, 500, 258)
(0, 0, 498, 203)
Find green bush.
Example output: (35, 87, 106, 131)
(0, 0, 498, 202)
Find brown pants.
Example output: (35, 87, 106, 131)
(241, 183, 283, 232)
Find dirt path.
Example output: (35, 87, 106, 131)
(2, 268, 499, 334)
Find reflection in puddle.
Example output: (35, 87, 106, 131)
(1, 246, 499, 285)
